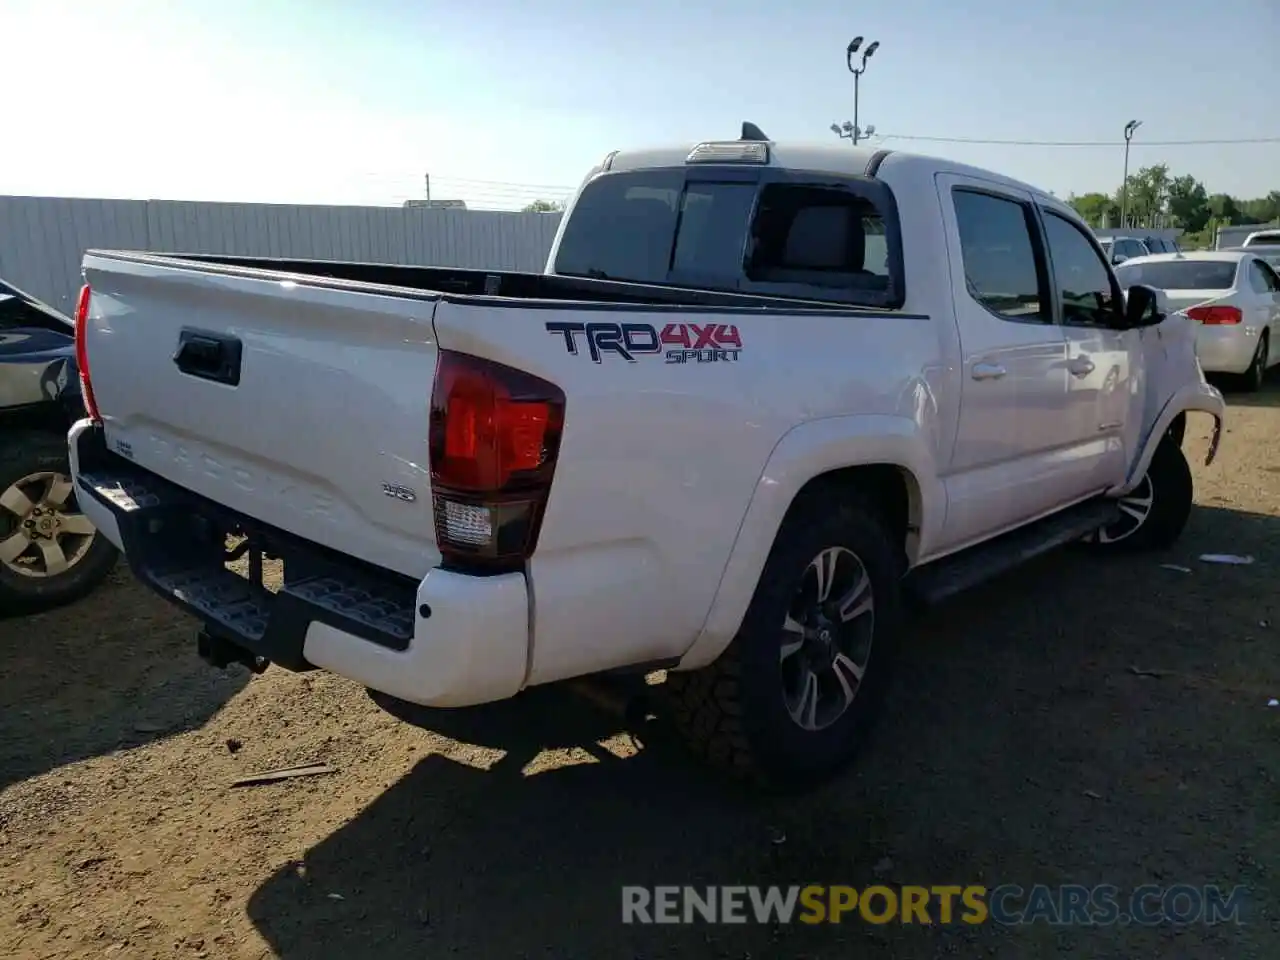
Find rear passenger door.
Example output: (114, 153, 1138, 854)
(935, 173, 1076, 549)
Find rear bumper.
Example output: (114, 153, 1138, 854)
(1194, 325, 1260, 375)
(67, 419, 530, 708)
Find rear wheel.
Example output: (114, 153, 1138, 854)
(1086, 435, 1193, 553)
(665, 492, 903, 789)
(1240, 332, 1269, 393)
(0, 432, 119, 615)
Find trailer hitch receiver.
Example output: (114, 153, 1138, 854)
(196, 629, 270, 674)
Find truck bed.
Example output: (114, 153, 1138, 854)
(78, 250, 876, 575)
(111, 250, 861, 312)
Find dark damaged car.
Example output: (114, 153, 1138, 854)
(1, 277, 118, 613)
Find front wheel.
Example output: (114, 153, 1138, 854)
(1087, 436, 1193, 552)
(665, 492, 903, 789)
(0, 432, 119, 615)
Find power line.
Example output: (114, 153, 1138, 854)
(346, 172, 574, 192)
(342, 173, 574, 204)
(422, 177, 573, 209)
(337, 130, 1280, 209)
(430, 191, 572, 203)
(873, 133, 1280, 147)
(429, 176, 576, 192)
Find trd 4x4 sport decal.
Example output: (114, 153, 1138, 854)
(545, 321, 742, 364)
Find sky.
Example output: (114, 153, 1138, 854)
(5, 0, 1279, 210)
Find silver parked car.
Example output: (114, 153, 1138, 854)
(1116, 250, 1280, 391)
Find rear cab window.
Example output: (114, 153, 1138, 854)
(552, 165, 904, 309)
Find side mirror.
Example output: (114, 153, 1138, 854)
(1122, 283, 1165, 329)
(1111, 254, 1127, 265)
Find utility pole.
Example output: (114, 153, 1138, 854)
(1120, 120, 1141, 229)
(424, 173, 431, 207)
(830, 36, 880, 145)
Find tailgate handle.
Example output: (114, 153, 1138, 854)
(173, 329, 242, 386)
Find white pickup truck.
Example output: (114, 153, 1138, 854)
(68, 124, 1224, 787)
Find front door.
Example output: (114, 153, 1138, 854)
(935, 173, 1077, 550)
(1038, 206, 1140, 492)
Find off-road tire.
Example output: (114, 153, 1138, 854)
(664, 491, 904, 790)
(0, 431, 119, 615)
(1088, 435, 1193, 553)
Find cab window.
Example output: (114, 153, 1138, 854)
(951, 189, 1049, 322)
(1249, 260, 1279, 293)
(552, 168, 903, 308)
(1042, 213, 1122, 326)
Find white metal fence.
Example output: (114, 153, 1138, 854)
(0, 196, 564, 315)
(1214, 222, 1280, 249)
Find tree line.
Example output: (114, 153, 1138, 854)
(522, 199, 565, 213)
(1068, 163, 1280, 248)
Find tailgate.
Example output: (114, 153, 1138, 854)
(81, 252, 442, 579)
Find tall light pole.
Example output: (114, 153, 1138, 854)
(1121, 119, 1141, 229)
(830, 120, 875, 145)
(830, 36, 880, 145)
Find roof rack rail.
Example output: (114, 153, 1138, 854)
(740, 121, 769, 142)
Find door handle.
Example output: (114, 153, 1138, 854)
(971, 361, 1007, 381)
(1068, 356, 1096, 378)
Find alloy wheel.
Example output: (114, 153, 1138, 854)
(0, 472, 97, 578)
(1096, 475, 1154, 544)
(780, 546, 876, 731)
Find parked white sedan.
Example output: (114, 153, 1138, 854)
(1115, 251, 1280, 391)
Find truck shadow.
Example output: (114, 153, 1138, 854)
(0, 568, 249, 792)
(246, 685, 913, 959)
(246, 503, 1277, 960)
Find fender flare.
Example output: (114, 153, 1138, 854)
(675, 414, 939, 671)
(1110, 380, 1225, 496)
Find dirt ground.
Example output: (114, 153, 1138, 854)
(2, 387, 1278, 960)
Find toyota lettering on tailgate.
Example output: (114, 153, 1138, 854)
(545, 321, 743, 364)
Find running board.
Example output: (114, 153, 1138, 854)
(906, 499, 1121, 607)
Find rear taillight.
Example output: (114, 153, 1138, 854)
(1186, 305, 1242, 325)
(74, 283, 102, 422)
(428, 350, 565, 572)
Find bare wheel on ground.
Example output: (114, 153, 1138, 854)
(0, 432, 119, 614)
